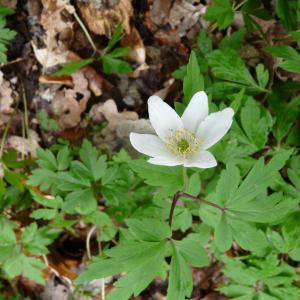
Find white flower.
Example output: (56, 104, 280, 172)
(130, 91, 234, 168)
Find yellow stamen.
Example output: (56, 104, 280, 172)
(165, 128, 201, 159)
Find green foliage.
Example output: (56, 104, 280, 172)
(206, 49, 268, 96)
(2, 4, 300, 298)
(265, 45, 300, 74)
(37, 110, 58, 131)
(0, 217, 59, 284)
(204, 0, 234, 29)
(53, 23, 131, 76)
(219, 255, 300, 300)
(182, 50, 204, 104)
(53, 58, 93, 76)
(0, 5, 16, 63)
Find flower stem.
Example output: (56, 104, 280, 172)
(168, 191, 225, 227)
(182, 167, 188, 192)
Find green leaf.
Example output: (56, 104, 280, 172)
(106, 23, 123, 51)
(75, 257, 122, 284)
(204, 0, 234, 29)
(102, 55, 132, 74)
(227, 155, 286, 207)
(126, 218, 171, 242)
(0, 217, 17, 264)
(0, 17, 16, 63)
(229, 219, 268, 251)
(215, 213, 232, 252)
(130, 159, 183, 197)
(215, 163, 240, 206)
(271, 95, 300, 142)
(255, 64, 269, 89)
(84, 210, 117, 241)
(108, 47, 130, 58)
(79, 140, 107, 181)
(52, 58, 93, 76)
(167, 243, 193, 300)
(207, 49, 265, 95)
(62, 188, 97, 215)
(219, 28, 246, 50)
(197, 29, 213, 55)
(36, 148, 57, 171)
(3, 254, 46, 284)
(56, 172, 91, 191)
(173, 235, 209, 268)
(183, 51, 204, 104)
(30, 208, 57, 220)
(240, 97, 272, 149)
(56, 147, 71, 171)
(0, 5, 15, 16)
(76, 240, 167, 300)
(21, 223, 60, 256)
(30, 191, 62, 209)
(27, 169, 58, 191)
(111, 242, 166, 297)
(265, 45, 300, 74)
(276, 0, 299, 31)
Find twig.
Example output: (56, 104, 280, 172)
(73, 11, 97, 53)
(86, 225, 97, 260)
(0, 118, 11, 159)
(85, 226, 106, 300)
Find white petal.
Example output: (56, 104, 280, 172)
(184, 151, 217, 168)
(148, 95, 183, 142)
(130, 133, 170, 157)
(148, 156, 183, 167)
(196, 108, 234, 150)
(181, 91, 208, 133)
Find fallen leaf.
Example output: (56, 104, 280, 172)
(121, 26, 146, 65)
(0, 71, 15, 127)
(51, 71, 90, 130)
(6, 130, 40, 157)
(77, 0, 133, 37)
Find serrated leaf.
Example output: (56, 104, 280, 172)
(79, 140, 107, 181)
(126, 218, 171, 242)
(84, 210, 117, 241)
(204, 0, 234, 29)
(36, 148, 57, 171)
(30, 191, 62, 209)
(106, 23, 123, 51)
(62, 188, 97, 215)
(3, 254, 46, 284)
(229, 219, 268, 251)
(215, 213, 232, 252)
(216, 163, 240, 206)
(27, 169, 58, 191)
(265, 45, 300, 73)
(167, 243, 193, 300)
(30, 208, 57, 220)
(21, 223, 60, 256)
(240, 97, 272, 149)
(207, 49, 265, 95)
(56, 147, 71, 171)
(130, 159, 183, 197)
(256, 64, 269, 89)
(102, 55, 132, 74)
(173, 235, 209, 267)
(183, 51, 204, 104)
(52, 58, 93, 76)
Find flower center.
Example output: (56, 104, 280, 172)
(165, 128, 201, 158)
(177, 139, 189, 153)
